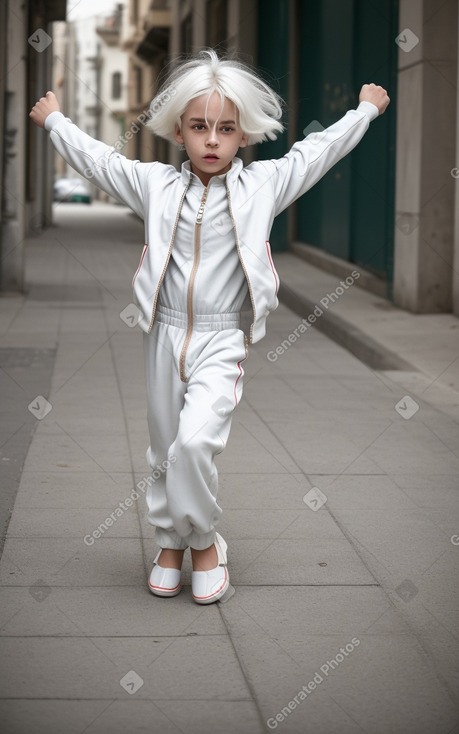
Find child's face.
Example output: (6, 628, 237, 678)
(174, 92, 248, 186)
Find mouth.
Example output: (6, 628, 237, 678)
(203, 154, 219, 160)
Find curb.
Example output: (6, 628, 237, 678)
(278, 282, 416, 372)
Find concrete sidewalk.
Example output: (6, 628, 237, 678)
(274, 252, 459, 423)
(0, 203, 458, 734)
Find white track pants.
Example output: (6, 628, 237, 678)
(142, 305, 248, 550)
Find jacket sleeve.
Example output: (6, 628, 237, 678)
(44, 111, 151, 218)
(263, 101, 379, 217)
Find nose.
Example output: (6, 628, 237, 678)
(206, 125, 219, 147)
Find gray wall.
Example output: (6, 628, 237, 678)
(393, 0, 458, 313)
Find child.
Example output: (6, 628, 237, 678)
(30, 48, 389, 605)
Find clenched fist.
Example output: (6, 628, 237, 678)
(29, 91, 60, 128)
(359, 83, 390, 115)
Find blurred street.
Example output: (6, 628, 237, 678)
(0, 202, 458, 733)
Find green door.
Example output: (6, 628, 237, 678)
(297, 0, 398, 287)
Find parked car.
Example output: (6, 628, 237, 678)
(53, 178, 91, 204)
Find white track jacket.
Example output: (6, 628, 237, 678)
(44, 100, 379, 344)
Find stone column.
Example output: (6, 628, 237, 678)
(453, 4, 459, 317)
(393, 0, 458, 313)
(0, 0, 27, 292)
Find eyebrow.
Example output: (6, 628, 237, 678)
(188, 117, 236, 124)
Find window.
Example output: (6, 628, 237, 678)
(112, 72, 121, 100)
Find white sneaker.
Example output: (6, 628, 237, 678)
(191, 533, 229, 604)
(148, 549, 182, 597)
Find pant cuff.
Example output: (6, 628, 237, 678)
(154, 527, 189, 550)
(184, 528, 217, 550)
(153, 527, 218, 551)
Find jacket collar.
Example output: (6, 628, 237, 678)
(180, 156, 244, 186)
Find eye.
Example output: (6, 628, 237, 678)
(221, 126, 235, 133)
(191, 124, 206, 130)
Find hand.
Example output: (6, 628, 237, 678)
(359, 83, 390, 115)
(29, 91, 60, 128)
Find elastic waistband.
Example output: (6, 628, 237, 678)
(155, 304, 242, 331)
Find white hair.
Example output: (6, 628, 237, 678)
(146, 48, 285, 146)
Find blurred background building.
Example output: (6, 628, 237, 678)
(53, 5, 129, 200)
(1, 0, 458, 317)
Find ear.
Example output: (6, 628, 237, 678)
(239, 133, 249, 149)
(174, 122, 184, 145)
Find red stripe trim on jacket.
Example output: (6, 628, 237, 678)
(132, 244, 148, 288)
(265, 240, 279, 294)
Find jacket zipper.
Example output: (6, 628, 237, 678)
(148, 181, 192, 334)
(225, 184, 256, 343)
(178, 185, 209, 382)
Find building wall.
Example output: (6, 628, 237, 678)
(393, 0, 458, 313)
(98, 47, 127, 148)
(121, 0, 162, 165)
(454, 7, 459, 317)
(1, 0, 28, 291)
(0, 0, 66, 293)
(72, 17, 101, 137)
(52, 21, 69, 179)
(96, 7, 129, 202)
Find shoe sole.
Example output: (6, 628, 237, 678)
(192, 575, 230, 604)
(148, 582, 182, 597)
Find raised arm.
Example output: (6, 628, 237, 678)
(263, 83, 390, 216)
(29, 91, 151, 218)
